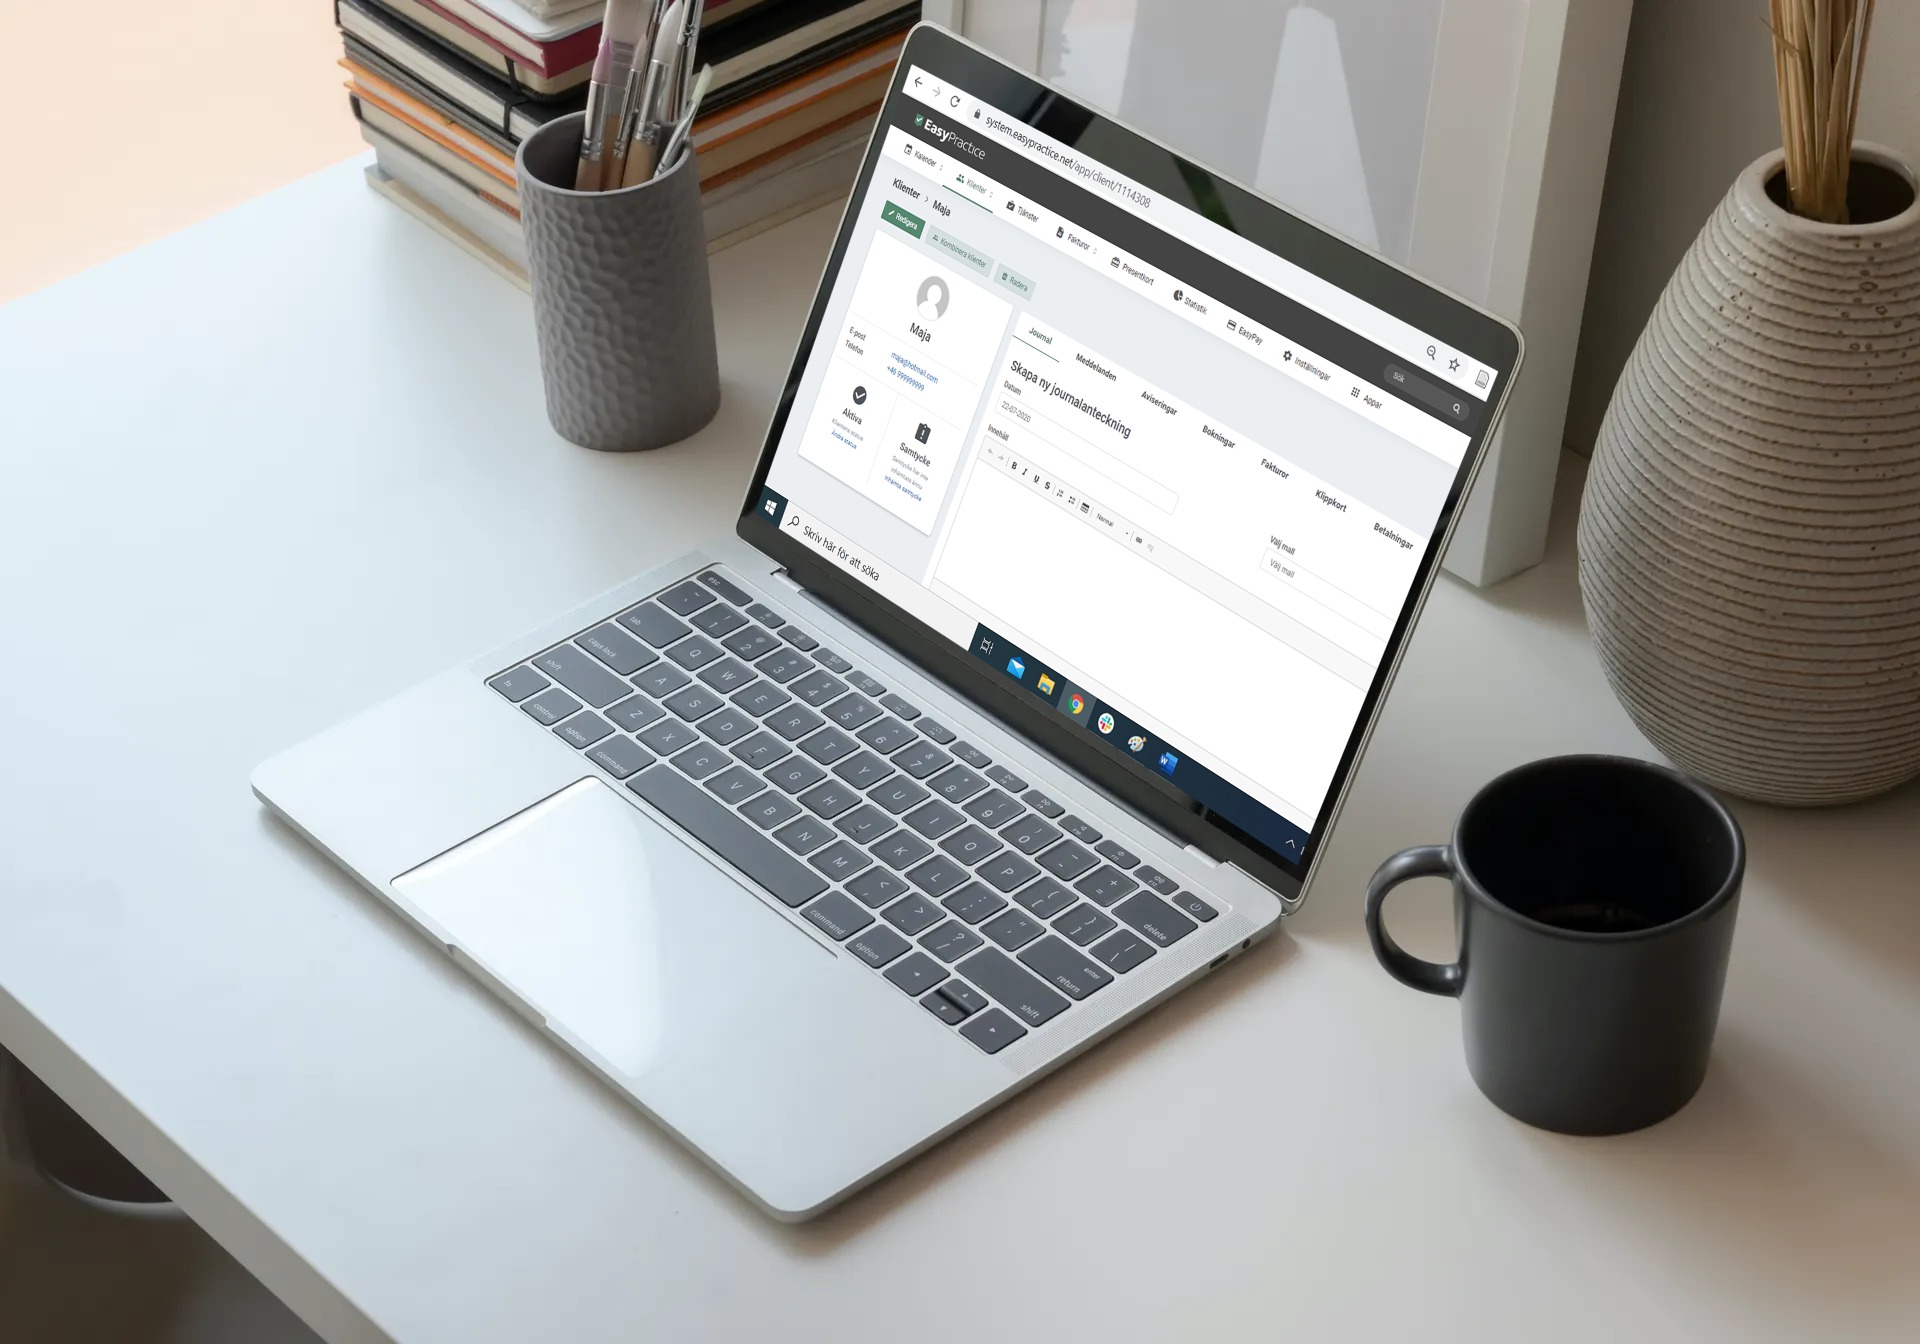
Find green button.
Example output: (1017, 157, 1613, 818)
(926, 228, 992, 275)
(881, 201, 924, 238)
(993, 263, 1036, 299)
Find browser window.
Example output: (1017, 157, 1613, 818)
(758, 66, 1484, 861)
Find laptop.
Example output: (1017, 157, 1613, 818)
(254, 24, 1521, 1220)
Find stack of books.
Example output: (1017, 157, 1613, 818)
(337, 0, 919, 284)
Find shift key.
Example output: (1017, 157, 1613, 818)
(533, 642, 631, 707)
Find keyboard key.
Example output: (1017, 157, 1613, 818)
(721, 627, 781, 662)
(802, 891, 874, 941)
(1095, 839, 1140, 869)
(883, 952, 947, 996)
(848, 925, 911, 967)
(745, 601, 784, 627)
(1022, 789, 1065, 818)
(832, 750, 894, 791)
(809, 840, 872, 882)
(882, 896, 944, 936)
(729, 680, 791, 717)
(703, 767, 765, 806)
(1091, 930, 1155, 973)
(922, 989, 971, 1025)
(555, 712, 614, 749)
(697, 570, 752, 604)
(847, 868, 911, 909)
(1053, 904, 1117, 947)
(638, 717, 701, 755)
(739, 791, 801, 829)
(632, 663, 691, 698)
(962, 789, 1024, 828)
(781, 628, 818, 651)
(586, 734, 655, 779)
(812, 648, 853, 674)
(950, 741, 993, 769)
(773, 815, 836, 855)
(983, 909, 1044, 951)
(606, 694, 666, 733)
(1113, 891, 1199, 947)
(670, 741, 730, 780)
(798, 780, 860, 819)
(1015, 878, 1078, 919)
(666, 636, 724, 672)
(699, 708, 756, 746)
(872, 830, 934, 870)
(834, 804, 894, 845)
(879, 692, 921, 720)
(824, 693, 882, 732)
(616, 602, 690, 648)
(522, 687, 582, 726)
(917, 718, 957, 744)
(488, 666, 550, 703)
(985, 764, 1028, 793)
(977, 853, 1040, 894)
(1169, 890, 1219, 922)
(956, 949, 1069, 1027)
(1001, 815, 1062, 856)
(907, 856, 970, 897)
(664, 685, 722, 721)
(930, 766, 989, 803)
(959, 1009, 1027, 1054)
(942, 883, 1007, 925)
(729, 731, 791, 770)
(799, 727, 858, 765)
(627, 766, 826, 908)
(871, 777, 931, 815)
(578, 624, 656, 675)
(848, 671, 887, 697)
(697, 658, 756, 694)
(533, 644, 630, 708)
(789, 670, 846, 707)
(941, 979, 989, 1019)
(765, 704, 824, 742)
(1018, 937, 1113, 1000)
(1060, 815, 1103, 844)
(892, 741, 950, 780)
(904, 800, 965, 839)
(1136, 866, 1180, 895)
(1037, 839, 1099, 880)
(690, 604, 749, 639)
(755, 649, 812, 684)
(1073, 866, 1137, 907)
(939, 824, 1003, 867)
(857, 716, 918, 755)
(920, 920, 984, 963)
(657, 580, 715, 615)
(767, 757, 827, 793)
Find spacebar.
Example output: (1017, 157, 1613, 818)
(629, 766, 828, 908)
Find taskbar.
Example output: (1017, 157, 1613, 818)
(966, 624, 1311, 864)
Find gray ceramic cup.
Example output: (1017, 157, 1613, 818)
(516, 112, 721, 452)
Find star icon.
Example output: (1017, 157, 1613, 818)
(1448, 357, 1460, 372)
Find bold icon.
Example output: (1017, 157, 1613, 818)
(1067, 692, 1086, 716)
(1096, 712, 1115, 734)
(915, 276, 949, 320)
(1475, 369, 1491, 388)
(1157, 751, 1179, 776)
(914, 422, 931, 443)
(1127, 735, 1146, 752)
(851, 385, 867, 404)
(1173, 289, 1184, 302)
(1036, 673, 1055, 696)
(1007, 656, 1025, 679)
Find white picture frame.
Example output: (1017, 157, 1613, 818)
(919, 0, 1633, 586)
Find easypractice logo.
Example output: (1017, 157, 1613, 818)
(915, 113, 986, 161)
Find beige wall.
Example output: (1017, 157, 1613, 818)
(0, 2, 362, 305)
(1565, 0, 1920, 454)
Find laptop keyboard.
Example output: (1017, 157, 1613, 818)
(487, 567, 1222, 1056)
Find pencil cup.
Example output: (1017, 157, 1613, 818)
(516, 112, 720, 452)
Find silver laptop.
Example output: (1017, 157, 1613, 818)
(255, 25, 1521, 1220)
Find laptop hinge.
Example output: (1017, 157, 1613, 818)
(768, 567, 806, 595)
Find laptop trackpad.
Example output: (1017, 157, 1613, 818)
(394, 776, 817, 1077)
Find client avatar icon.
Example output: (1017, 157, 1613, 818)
(915, 275, 949, 321)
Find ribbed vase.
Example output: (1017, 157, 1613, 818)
(1579, 144, 1920, 806)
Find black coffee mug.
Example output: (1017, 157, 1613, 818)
(1365, 755, 1744, 1135)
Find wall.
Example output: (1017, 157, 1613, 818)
(1565, 0, 1920, 454)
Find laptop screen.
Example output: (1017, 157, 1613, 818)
(743, 28, 1518, 888)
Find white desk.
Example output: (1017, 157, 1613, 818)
(3, 158, 1917, 1343)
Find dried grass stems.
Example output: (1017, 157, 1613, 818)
(1770, 0, 1877, 223)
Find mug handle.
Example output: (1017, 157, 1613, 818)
(1364, 846, 1463, 996)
